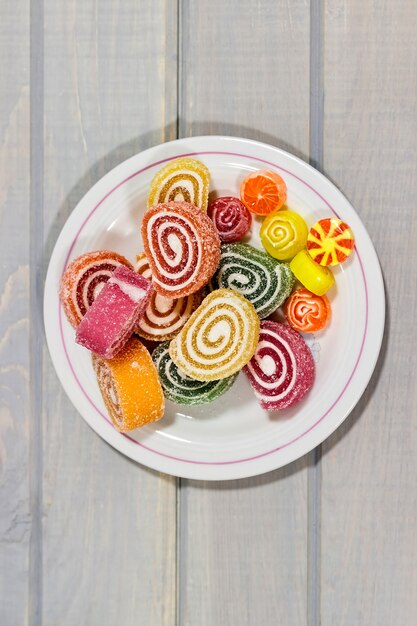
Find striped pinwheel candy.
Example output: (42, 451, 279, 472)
(210, 243, 294, 319)
(152, 341, 238, 405)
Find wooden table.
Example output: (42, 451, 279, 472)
(1, 1, 416, 624)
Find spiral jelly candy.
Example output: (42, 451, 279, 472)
(93, 337, 164, 432)
(76, 265, 153, 358)
(285, 288, 331, 333)
(148, 157, 210, 211)
(141, 201, 221, 298)
(135, 253, 202, 341)
(244, 320, 315, 410)
(169, 288, 260, 381)
(210, 243, 294, 319)
(153, 341, 238, 405)
(260, 209, 308, 261)
(306, 218, 355, 266)
(290, 250, 335, 296)
(60, 250, 133, 328)
(207, 196, 252, 242)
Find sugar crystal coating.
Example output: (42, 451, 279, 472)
(210, 243, 294, 319)
(244, 320, 315, 410)
(148, 157, 210, 211)
(76, 265, 153, 359)
(207, 196, 252, 243)
(59, 250, 133, 328)
(169, 288, 260, 381)
(93, 336, 164, 431)
(153, 341, 238, 405)
(135, 253, 202, 341)
(141, 201, 221, 298)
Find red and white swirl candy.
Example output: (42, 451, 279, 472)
(207, 196, 252, 242)
(135, 253, 202, 341)
(244, 320, 315, 410)
(59, 250, 133, 328)
(141, 201, 221, 298)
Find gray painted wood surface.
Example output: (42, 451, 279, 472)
(0, 0, 416, 625)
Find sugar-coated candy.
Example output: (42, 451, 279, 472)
(306, 217, 355, 266)
(169, 288, 260, 381)
(240, 169, 287, 215)
(207, 196, 252, 242)
(93, 337, 164, 432)
(60, 250, 133, 328)
(153, 341, 238, 405)
(210, 243, 294, 319)
(260, 209, 308, 261)
(141, 201, 221, 298)
(76, 265, 153, 358)
(285, 288, 331, 333)
(148, 157, 210, 211)
(244, 320, 315, 410)
(135, 253, 202, 341)
(290, 250, 335, 296)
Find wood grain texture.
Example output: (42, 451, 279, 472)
(0, 1, 30, 624)
(321, 1, 417, 624)
(42, 2, 177, 624)
(178, 2, 310, 625)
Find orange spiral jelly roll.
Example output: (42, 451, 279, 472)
(285, 288, 331, 333)
(60, 250, 133, 328)
(135, 253, 202, 341)
(148, 158, 210, 211)
(306, 218, 355, 266)
(92, 336, 164, 432)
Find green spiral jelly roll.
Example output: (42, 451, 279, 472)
(152, 342, 238, 405)
(210, 243, 294, 319)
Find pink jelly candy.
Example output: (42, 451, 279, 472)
(207, 196, 252, 243)
(243, 320, 315, 410)
(75, 265, 153, 359)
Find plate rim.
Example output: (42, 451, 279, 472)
(44, 135, 385, 480)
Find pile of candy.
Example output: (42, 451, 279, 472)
(60, 158, 355, 432)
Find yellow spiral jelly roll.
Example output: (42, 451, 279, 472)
(148, 157, 210, 211)
(92, 337, 164, 432)
(290, 250, 335, 296)
(169, 288, 260, 381)
(260, 209, 308, 261)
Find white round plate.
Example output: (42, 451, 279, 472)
(44, 136, 385, 480)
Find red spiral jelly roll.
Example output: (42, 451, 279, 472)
(244, 320, 315, 410)
(141, 201, 221, 298)
(76, 265, 153, 359)
(207, 196, 252, 242)
(60, 250, 133, 328)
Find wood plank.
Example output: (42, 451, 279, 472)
(42, 2, 177, 624)
(321, 1, 417, 624)
(0, 1, 30, 624)
(178, 2, 311, 625)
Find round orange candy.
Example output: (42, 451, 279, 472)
(306, 218, 355, 266)
(240, 170, 287, 216)
(285, 288, 331, 333)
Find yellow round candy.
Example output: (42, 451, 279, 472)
(289, 250, 335, 296)
(260, 209, 308, 261)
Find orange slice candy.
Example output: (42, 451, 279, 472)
(240, 170, 287, 216)
(285, 288, 331, 333)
